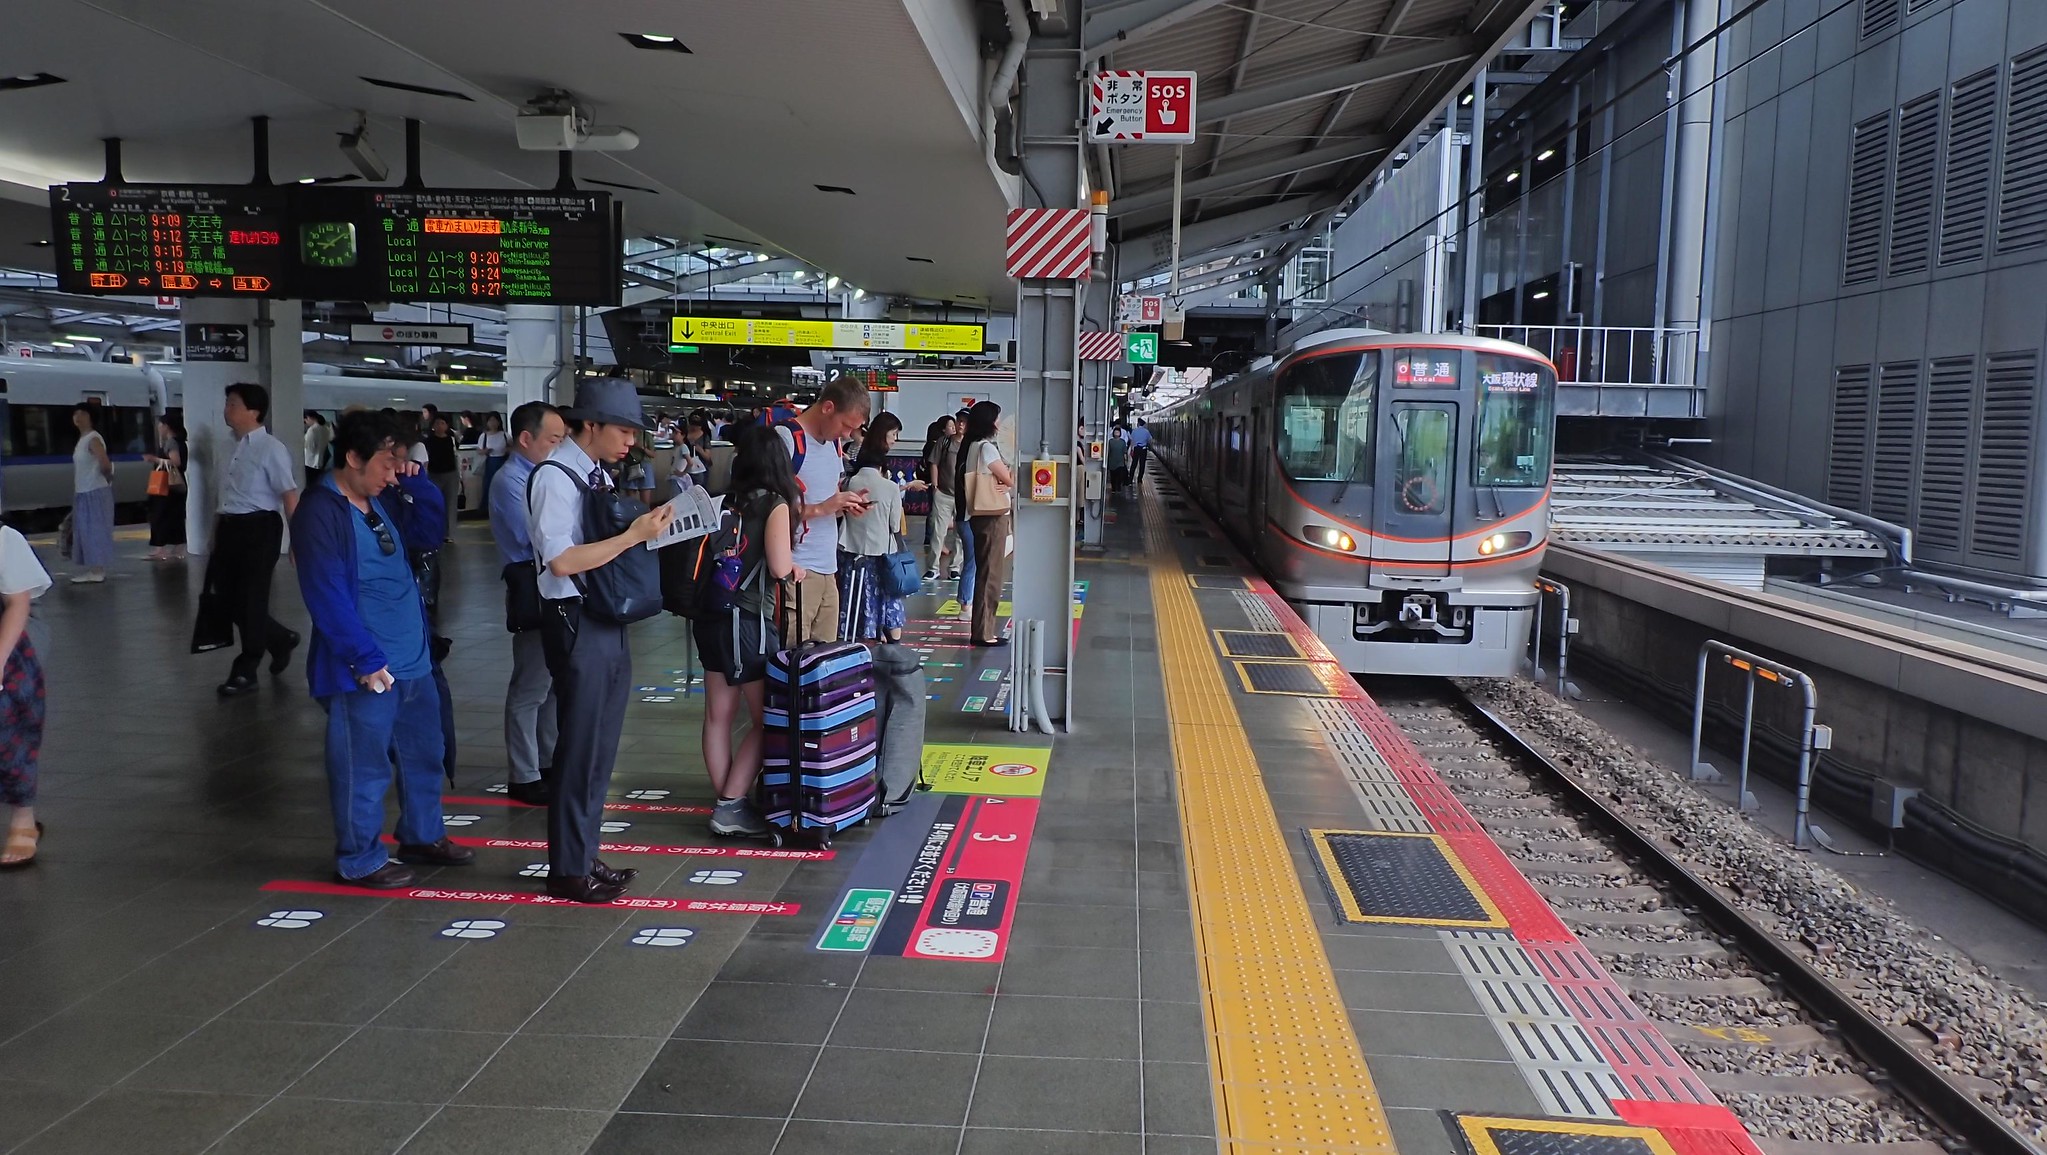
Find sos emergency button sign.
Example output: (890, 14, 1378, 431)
(1089, 70, 1198, 144)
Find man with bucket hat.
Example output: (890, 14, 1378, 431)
(526, 379, 674, 904)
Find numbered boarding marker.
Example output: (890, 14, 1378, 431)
(688, 869, 744, 885)
(255, 909, 325, 929)
(440, 919, 506, 940)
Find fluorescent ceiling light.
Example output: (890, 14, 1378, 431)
(1505, 171, 1519, 182)
(297, 177, 316, 184)
(621, 33, 692, 52)
(66, 334, 103, 342)
(1532, 291, 1551, 299)
(364, 356, 386, 364)
(825, 276, 840, 290)
(1537, 148, 1555, 161)
(852, 289, 866, 300)
(50, 341, 72, 348)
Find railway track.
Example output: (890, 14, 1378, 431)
(1368, 678, 2044, 1155)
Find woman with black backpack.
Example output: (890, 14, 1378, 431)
(696, 424, 806, 838)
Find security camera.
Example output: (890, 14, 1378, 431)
(339, 120, 388, 182)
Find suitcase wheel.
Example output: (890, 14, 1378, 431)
(766, 829, 786, 848)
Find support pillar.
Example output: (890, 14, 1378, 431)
(1079, 273, 1113, 548)
(506, 303, 570, 411)
(1669, 0, 1724, 371)
(1012, 25, 1085, 728)
(1461, 69, 1487, 334)
(180, 297, 301, 555)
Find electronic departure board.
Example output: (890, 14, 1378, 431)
(49, 183, 622, 306)
(51, 185, 294, 296)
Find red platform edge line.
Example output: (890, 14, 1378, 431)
(1229, 580, 1747, 1132)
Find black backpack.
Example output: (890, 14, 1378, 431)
(529, 460, 663, 625)
(662, 492, 768, 620)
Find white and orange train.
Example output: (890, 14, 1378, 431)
(1152, 329, 1556, 677)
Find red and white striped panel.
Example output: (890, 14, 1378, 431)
(1078, 331, 1124, 360)
(1006, 208, 1092, 280)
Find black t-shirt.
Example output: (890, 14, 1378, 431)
(424, 432, 459, 474)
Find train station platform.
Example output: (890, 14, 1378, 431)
(0, 486, 1766, 1155)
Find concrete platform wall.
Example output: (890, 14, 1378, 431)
(1543, 546, 2047, 854)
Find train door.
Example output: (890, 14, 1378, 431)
(1377, 400, 1457, 576)
(1248, 405, 1268, 550)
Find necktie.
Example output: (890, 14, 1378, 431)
(588, 466, 612, 492)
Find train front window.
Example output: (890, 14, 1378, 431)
(1393, 406, 1453, 516)
(1276, 351, 1378, 483)
(1475, 354, 1555, 488)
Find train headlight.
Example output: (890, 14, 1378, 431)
(1476, 531, 1532, 556)
(1304, 524, 1356, 552)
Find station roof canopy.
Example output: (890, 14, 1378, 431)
(1096, 0, 1551, 278)
(0, 0, 1544, 308)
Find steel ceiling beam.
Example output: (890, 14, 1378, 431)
(1198, 37, 1479, 122)
(1191, 0, 1266, 217)
(1115, 193, 1341, 272)
(1128, 232, 1277, 280)
(1083, 0, 1234, 56)
(1112, 138, 1389, 215)
(1275, 0, 1423, 202)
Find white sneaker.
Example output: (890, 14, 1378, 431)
(69, 572, 104, 584)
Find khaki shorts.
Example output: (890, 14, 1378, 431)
(784, 569, 841, 644)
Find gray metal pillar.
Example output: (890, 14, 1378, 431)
(181, 297, 299, 555)
(1079, 271, 1112, 547)
(1682, 0, 1731, 385)
(1651, 0, 1688, 336)
(1461, 69, 1487, 334)
(1667, 0, 1718, 331)
(507, 303, 571, 410)
(1592, 64, 1617, 326)
(1013, 23, 1084, 727)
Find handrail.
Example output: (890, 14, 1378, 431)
(1689, 641, 1823, 849)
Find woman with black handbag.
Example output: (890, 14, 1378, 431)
(144, 415, 189, 563)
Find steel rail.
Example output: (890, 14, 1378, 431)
(1452, 691, 2045, 1155)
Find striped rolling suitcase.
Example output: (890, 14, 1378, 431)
(758, 592, 880, 845)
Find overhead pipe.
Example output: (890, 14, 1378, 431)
(251, 116, 272, 186)
(985, 0, 1032, 172)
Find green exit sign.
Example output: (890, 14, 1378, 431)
(1126, 331, 1158, 364)
(668, 344, 700, 354)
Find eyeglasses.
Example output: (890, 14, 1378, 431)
(362, 509, 397, 557)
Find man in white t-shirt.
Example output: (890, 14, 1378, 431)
(775, 380, 872, 642)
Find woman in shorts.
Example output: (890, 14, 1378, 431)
(697, 424, 805, 838)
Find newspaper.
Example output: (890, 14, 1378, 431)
(644, 486, 724, 550)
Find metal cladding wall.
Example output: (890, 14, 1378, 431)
(1708, 0, 2047, 577)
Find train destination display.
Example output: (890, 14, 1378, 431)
(50, 184, 621, 306)
(51, 185, 292, 296)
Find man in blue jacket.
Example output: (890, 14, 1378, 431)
(293, 410, 474, 889)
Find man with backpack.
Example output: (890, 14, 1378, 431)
(774, 380, 873, 643)
(527, 379, 675, 904)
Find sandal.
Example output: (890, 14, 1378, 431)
(1, 822, 42, 869)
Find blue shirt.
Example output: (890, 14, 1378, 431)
(1128, 425, 1152, 449)
(490, 453, 540, 567)
(529, 437, 605, 601)
(344, 482, 431, 681)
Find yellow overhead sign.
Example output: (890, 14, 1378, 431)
(669, 316, 984, 353)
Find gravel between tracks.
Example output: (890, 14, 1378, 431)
(1459, 677, 2047, 1142)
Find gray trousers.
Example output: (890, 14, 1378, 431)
(540, 600, 631, 878)
(504, 629, 558, 785)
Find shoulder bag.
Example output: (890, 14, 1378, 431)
(963, 444, 1011, 517)
(530, 461, 663, 625)
(879, 530, 922, 598)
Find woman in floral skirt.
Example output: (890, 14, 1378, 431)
(0, 523, 51, 867)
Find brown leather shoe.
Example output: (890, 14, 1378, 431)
(590, 859, 638, 887)
(396, 838, 476, 866)
(545, 874, 627, 904)
(336, 861, 417, 889)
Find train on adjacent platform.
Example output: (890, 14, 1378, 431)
(1151, 329, 1557, 677)
(0, 358, 507, 525)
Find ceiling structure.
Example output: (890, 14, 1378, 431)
(0, 0, 1559, 341)
(0, 0, 1013, 305)
(1095, 0, 1561, 289)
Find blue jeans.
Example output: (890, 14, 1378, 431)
(957, 516, 978, 607)
(324, 675, 447, 879)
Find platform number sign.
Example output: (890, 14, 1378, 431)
(1127, 331, 1159, 364)
(1089, 70, 1198, 144)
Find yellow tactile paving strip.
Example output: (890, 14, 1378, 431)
(1143, 489, 1397, 1154)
